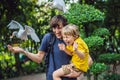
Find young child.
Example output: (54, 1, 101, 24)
(53, 24, 92, 80)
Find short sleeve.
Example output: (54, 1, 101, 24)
(39, 33, 51, 52)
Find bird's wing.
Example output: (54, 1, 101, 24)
(54, 0, 65, 6)
(25, 25, 40, 42)
(7, 20, 24, 30)
(53, 0, 67, 13)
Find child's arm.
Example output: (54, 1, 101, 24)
(73, 42, 85, 59)
(58, 43, 72, 56)
(64, 47, 72, 56)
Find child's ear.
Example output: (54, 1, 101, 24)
(74, 35, 78, 39)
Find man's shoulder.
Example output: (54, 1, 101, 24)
(44, 33, 51, 37)
(44, 33, 55, 37)
(43, 33, 56, 44)
(43, 33, 52, 40)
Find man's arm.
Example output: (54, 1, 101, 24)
(7, 45, 45, 64)
(64, 55, 93, 78)
(23, 50, 45, 64)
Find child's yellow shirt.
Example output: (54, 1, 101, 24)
(66, 37, 89, 72)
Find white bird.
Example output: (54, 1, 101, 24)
(45, 0, 68, 13)
(7, 20, 40, 42)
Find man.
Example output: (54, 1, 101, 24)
(7, 15, 77, 80)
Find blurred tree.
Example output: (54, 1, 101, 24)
(92, 0, 120, 54)
(0, 0, 56, 78)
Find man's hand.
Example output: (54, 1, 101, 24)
(7, 45, 24, 53)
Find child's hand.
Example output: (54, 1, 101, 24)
(58, 43, 66, 51)
(73, 42, 78, 51)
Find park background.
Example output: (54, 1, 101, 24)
(0, 0, 120, 80)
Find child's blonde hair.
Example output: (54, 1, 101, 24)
(62, 24, 80, 39)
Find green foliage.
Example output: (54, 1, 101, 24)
(22, 61, 42, 74)
(64, 3, 105, 26)
(84, 36, 104, 51)
(103, 73, 120, 80)
(0, 0, 119, 79)
(90, 62, 108, 75)
(0, 0, 52, 78)
(0, 52, 15, 69)
(98, 53, 120, 64)
(92, 28, 110, 39)
(0, 51, 16, 78)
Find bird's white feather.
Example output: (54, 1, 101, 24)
(53, 0, 66, 9)
(46, 0, 68, 13)
(30, 32, 40, 42)
(25, 25, 40, 42)
(7, 20, 40, 42)
(19, 30, 28, 40)
(7, 20, 24, 30)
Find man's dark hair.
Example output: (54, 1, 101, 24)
(50, 15, 68, 28)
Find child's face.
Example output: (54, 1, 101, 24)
(62, 34, 75, 45)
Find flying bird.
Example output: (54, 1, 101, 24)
(45, 0, 68, 13)
(7, 20, 40, 42)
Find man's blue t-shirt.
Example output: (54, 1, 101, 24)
(39, 33, 76, 80)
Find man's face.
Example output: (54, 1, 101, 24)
(52, 23, 63, 39)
